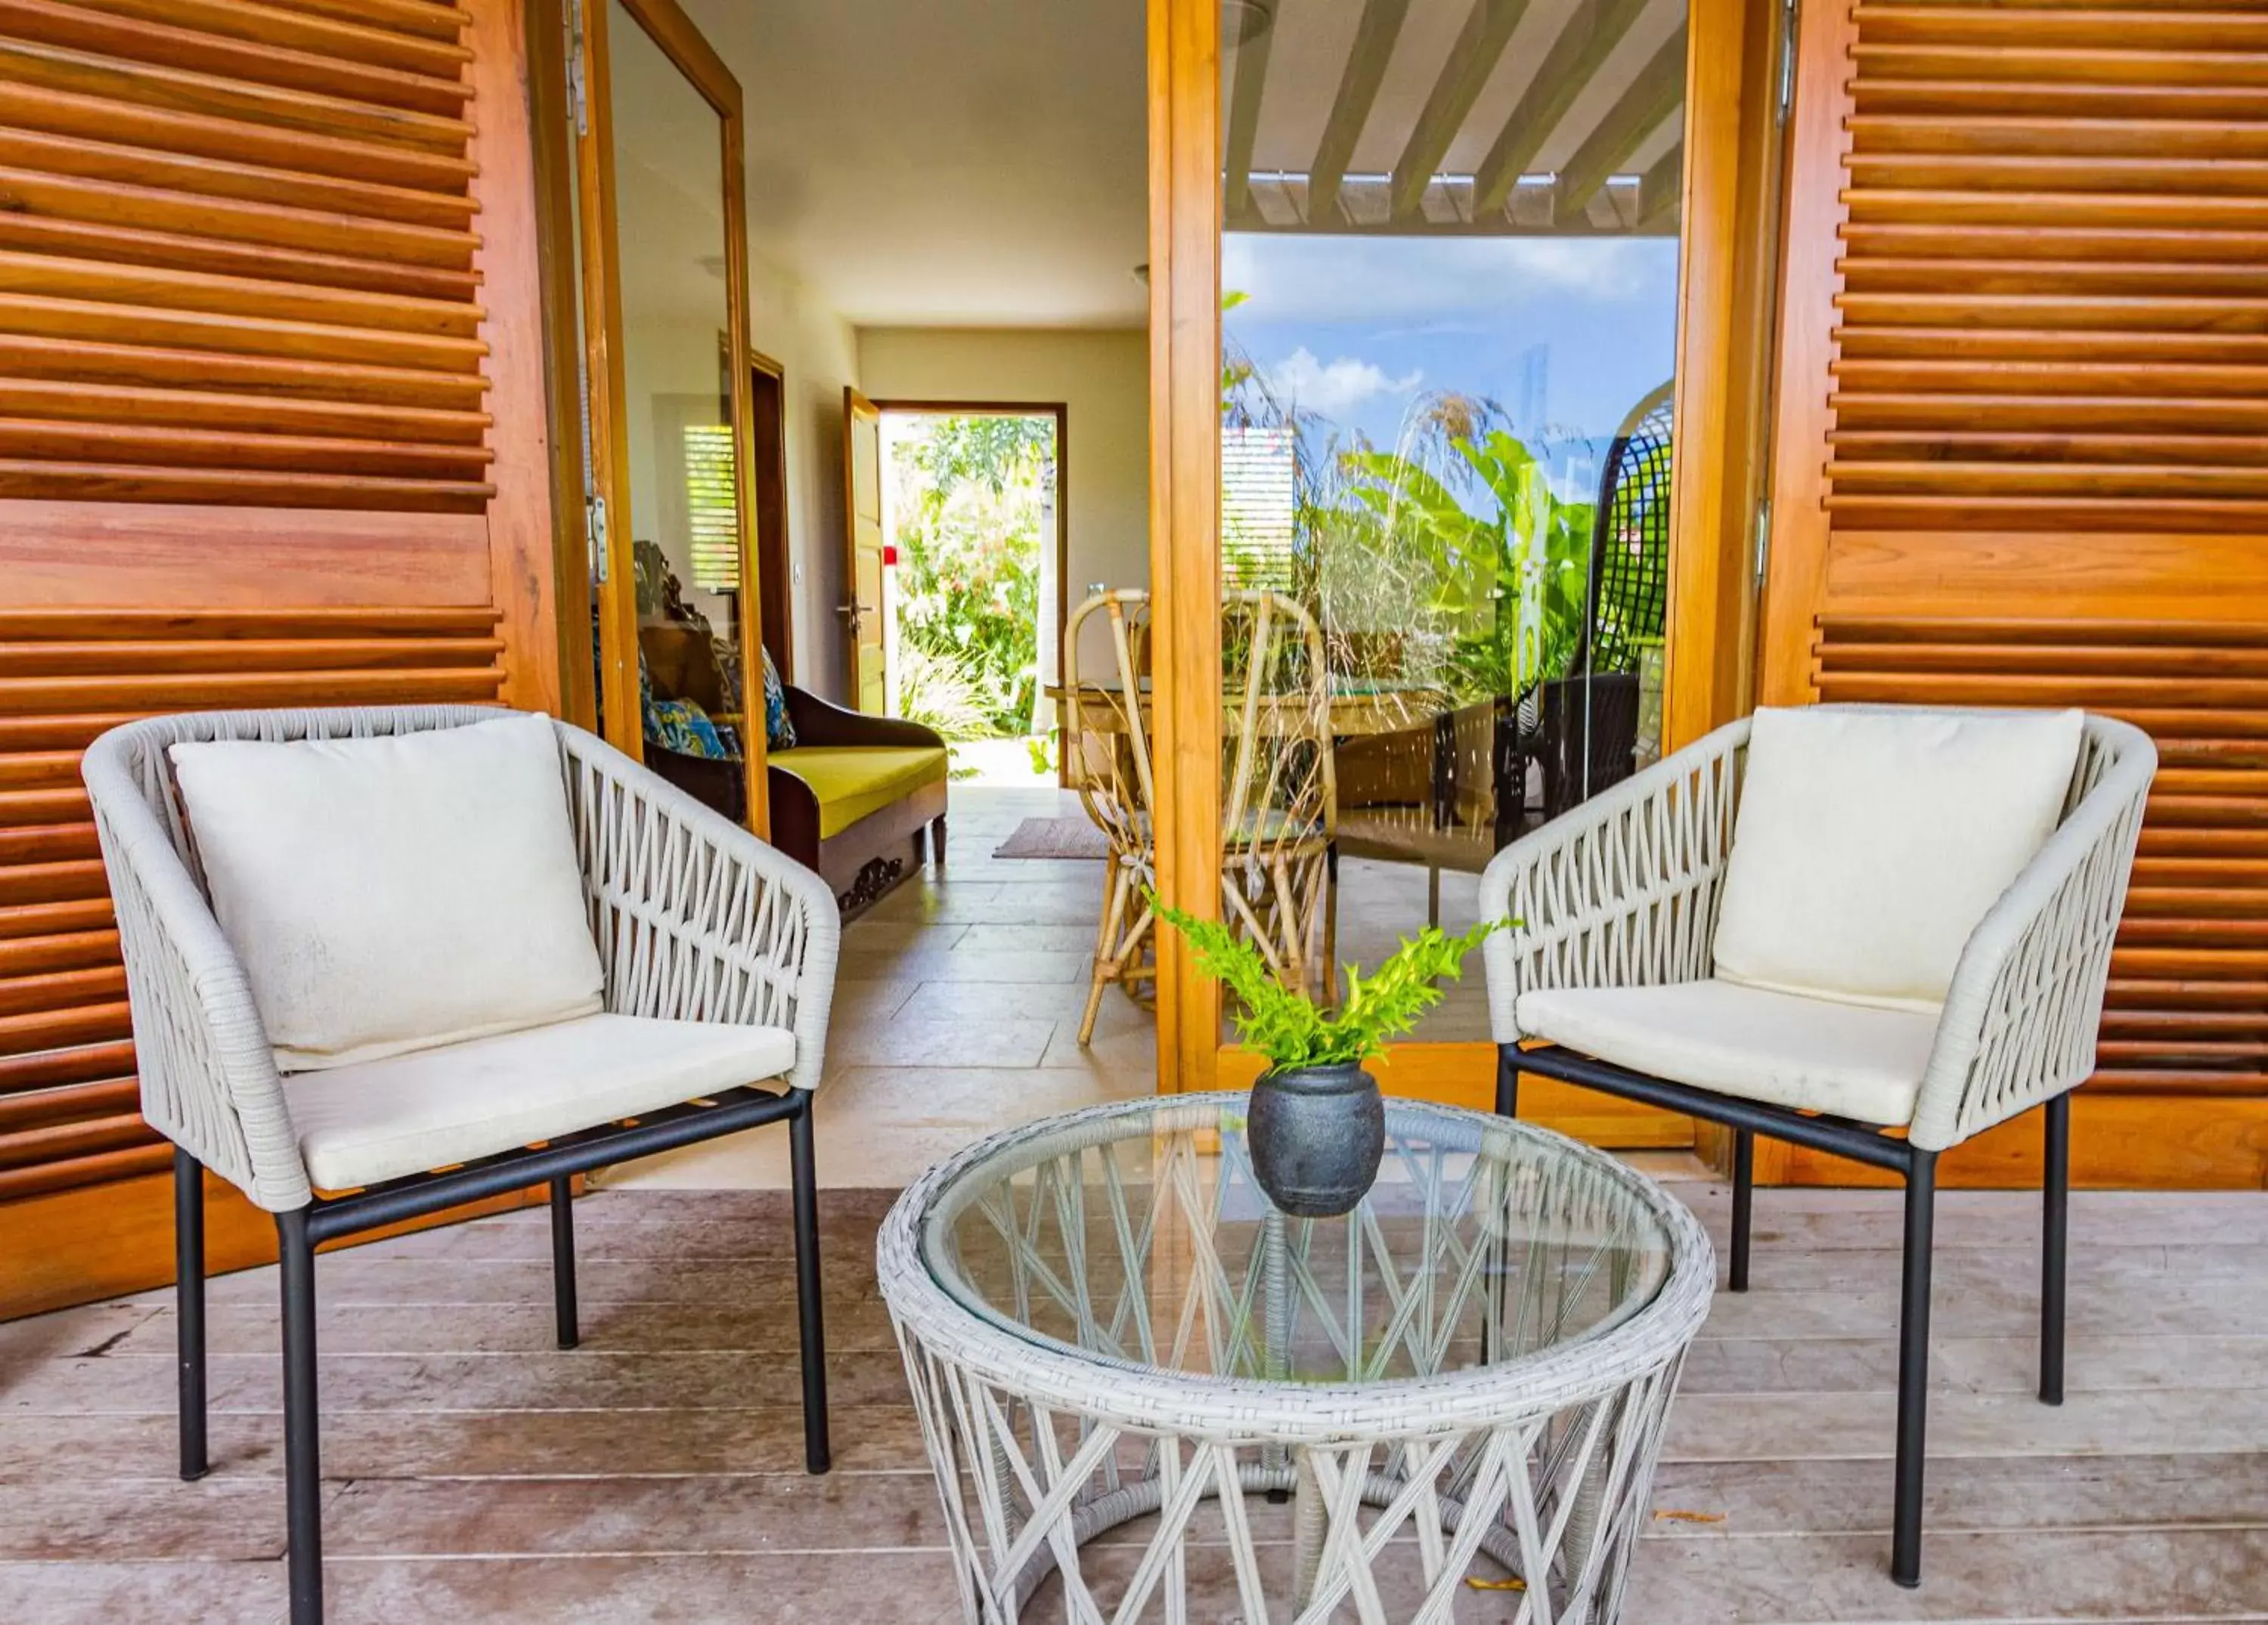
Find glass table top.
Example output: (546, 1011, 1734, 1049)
(916, 1093, 1676, 1388)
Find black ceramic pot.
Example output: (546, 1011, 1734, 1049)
(1246, 1061, 1385, 1219)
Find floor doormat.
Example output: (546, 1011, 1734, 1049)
(993, 816, 1111, 859)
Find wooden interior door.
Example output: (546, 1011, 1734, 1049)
(1759, 0, 2268, 1188)
(842, 387, 888, 713)
(0, 0, 567, 1318)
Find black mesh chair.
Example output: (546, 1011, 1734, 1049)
(1502, 383, 1674, 828)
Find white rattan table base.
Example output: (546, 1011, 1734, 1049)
(879, 1094, 1712, 1625)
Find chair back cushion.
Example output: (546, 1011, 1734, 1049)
(1711, 705, 2084, 1012)
(169, 712, 604, 1072)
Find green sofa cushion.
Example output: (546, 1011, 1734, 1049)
(769, 745, 947, 840)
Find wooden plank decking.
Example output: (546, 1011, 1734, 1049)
(2, 1184, 2265, 1621)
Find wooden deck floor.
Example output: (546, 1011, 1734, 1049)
(3, 1183, 2265, 1622)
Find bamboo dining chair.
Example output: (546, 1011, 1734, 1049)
(1063, 589, 1340, 1042)
(1064, 590, 1160, 1044)
(1219, 588, 1337, 998)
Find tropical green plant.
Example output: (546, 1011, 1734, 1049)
(893, 642, 993, 741)
(1153, 897, 1506, 1068)
(891, 413, 1055, 736)
(1339, 410, 1594, 703)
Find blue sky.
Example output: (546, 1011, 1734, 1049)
(1222, 233, 1682, 462)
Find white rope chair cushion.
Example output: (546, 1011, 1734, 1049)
(169, 711, 605, 1072)
(1711, 705, 2085, 1012)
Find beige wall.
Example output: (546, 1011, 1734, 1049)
(855, 327, 1151, 616)
(746, 252, 860, 698)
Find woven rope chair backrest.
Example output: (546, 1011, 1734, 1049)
(1219, 589, 1334, 877)
(1062, 590, 1156, 860)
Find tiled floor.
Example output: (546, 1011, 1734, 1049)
(5, 1182, 2264, 1621)
(606, 785, 1156, 1193)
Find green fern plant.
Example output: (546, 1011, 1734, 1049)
(1151, 896, 1507, 1069)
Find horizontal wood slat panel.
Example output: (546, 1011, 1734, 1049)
(1815, 615, 2268, 1102)
(0, 73, 479, 190)
(0, 213, 483, 302)
(0, 250, 485, 336)
(0, 606, 506, 1198)
(0, 0, 488, 510)
(60, 0, 475, 79)
(257, 0, 471, 45)
(1826, 0, 2268, 534)
(0, 419, 497, 482)
(0, 124, 479, 226)
(0, 0, 473, 116)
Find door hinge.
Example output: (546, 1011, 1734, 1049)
(1753, 497, 1773, 583)
(566, 0, 590, 136)
(588, 494, 609, 582)
(1777, 0, 1799, 128)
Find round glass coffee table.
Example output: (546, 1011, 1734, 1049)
(877, 1092, 1713, 1623)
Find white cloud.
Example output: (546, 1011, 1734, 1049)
(1222, 234, 1673, 327)
(1263, 347, 1423, 415)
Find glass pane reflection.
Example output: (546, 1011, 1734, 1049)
(606, 2, 751, 816)
(1218, 0, 1687, 1037)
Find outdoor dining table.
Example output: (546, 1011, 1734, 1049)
(1047, 676, 1452, 739)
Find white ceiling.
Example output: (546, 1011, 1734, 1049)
(680, 0, 1152, 330)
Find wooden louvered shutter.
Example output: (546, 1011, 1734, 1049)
(0, 0, 565, 1317)
(1759, 0, 2268, 1187)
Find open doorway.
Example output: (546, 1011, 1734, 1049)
(875, 404, 1067, 786)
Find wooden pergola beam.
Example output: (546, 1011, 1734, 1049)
(1306, 0, 1412, 225)
(1472, 0, 1655, 219)
(1637, 139, 1682, 229)
(1222, 25, 1275, 217)
(1387, 0, 1532, 221)
(1552, 24, 1687, 224)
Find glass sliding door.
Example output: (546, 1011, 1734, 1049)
(1148, 0, 1761, 1131)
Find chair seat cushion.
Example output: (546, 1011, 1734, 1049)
(168, 712, 604, 1072)
(1516, 980, 1940, 1128)
(768, 745, 947, 840)
(284, 1014, 795, 1190)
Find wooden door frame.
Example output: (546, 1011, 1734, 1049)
(867, 399, 1072, 748)
(573, 0, 770, 832)
(1146, 0, 1784, 1099)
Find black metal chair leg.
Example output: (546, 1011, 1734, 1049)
(1891, 1151, 1938, 1589)
(174, 1148, 208, 1482)
(931, 814, 947, 867)
(550, 1174, 579, 1351)
(277, 1208, 324, 1625)
(1495, 1045, 1520, 1119)
(1729, 1128, 1755, 1293)
(789, 1094, 831, 1474)
(2041, 1093, 2069, 1406)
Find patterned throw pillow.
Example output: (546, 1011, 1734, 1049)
(640, 654, 739, 761)
(761, 646, 797, 752)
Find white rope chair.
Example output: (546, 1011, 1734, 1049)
(1064, 590, 1340, 1042)
(1477, 704, 2156, 1588)
(83, 706, 841, 1625)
